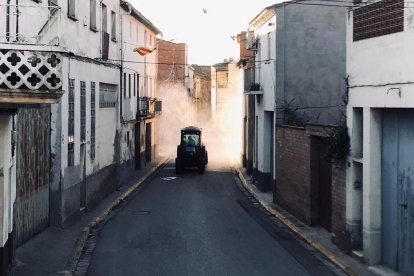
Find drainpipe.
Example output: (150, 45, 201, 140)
(6, 0, 10, 42)
(15, 0, 19, 41)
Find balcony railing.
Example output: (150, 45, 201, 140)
(137, 97, 162, 118)
(0, 4, 61, 46)
(0, 49, 64, 104)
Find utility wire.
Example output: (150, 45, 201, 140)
(100, 58, 275, 66)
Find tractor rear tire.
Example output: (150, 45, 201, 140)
(198, 165, 205, 174)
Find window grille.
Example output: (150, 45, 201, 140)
(91, 82, 96, 160)
(80, 81, 86, 142)
(99, 83, 117, 108)
(68, 78, 75, 166)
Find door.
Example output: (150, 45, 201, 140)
(382, 109, 414, 275)
(15, 107, 50, 246)
(311, 137, 332, 232)
(145, 122, 152, 162)
(135, 122, 141, 170)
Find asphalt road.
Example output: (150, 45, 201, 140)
(86, 162, 343, 276)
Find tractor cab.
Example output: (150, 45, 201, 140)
(175, 126, 208, 174)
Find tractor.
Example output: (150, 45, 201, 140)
(175, 126, 208, 174)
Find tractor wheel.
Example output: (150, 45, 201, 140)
(175, 158, 183, 174)
(198, 165, 205, 174)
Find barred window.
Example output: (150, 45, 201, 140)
(123, 73, 127, 98)
(80, 81, 86, 142)
(91, 82, 96, 160)
(68, 79, 75, 166)
(68, 143, 74, 166)
(353, 0, 404, 41)
(99, 83, 117, 108)
(129, 74, 131, 98)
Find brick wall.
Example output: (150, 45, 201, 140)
(331, 160, 348, 251)
(157, 39, 187, 82)
(275, 126, 312, 224)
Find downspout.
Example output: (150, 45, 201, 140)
(6, 0, 10, 42)
(15, 0, 19, 41)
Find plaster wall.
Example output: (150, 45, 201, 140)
(276, 3, 347, 125)
(346, 6, 414, 266)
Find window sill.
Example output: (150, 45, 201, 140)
(90, 26, 98, 33)
(68, 14, 78, 22)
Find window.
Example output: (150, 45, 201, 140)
(144, 30, 147, 46)
(129, 21, 132, 38)
(101, 4, 107, 33)
(267, 32, 271, 60)
(68, 143, 74, 166)
(90, 82, 96, 160)
(136, 74, 140, 97)
(129, 74, 131, 98)
(68, 79, 75, 166)
(99, 83, 117, 108)
(111, 11, 116, 42)
(68, 0, 77, 20)
(136, 26, 139, 42)
(133, 73, 136, 96)
(90, 0, 97, 31)
(353, 0, 404, 41)
(80, 81, 86, 142)
(149, 34, 152, 46)
(123, 73, 126, 98)
(217, 71, 228, 88)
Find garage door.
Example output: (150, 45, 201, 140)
(382, 109, 414, 275)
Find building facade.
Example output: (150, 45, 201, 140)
(119, 0, 162, 180)
(0, 0, 162, 273)
(346, 0, 414, 273)
(238, 0, 348, 254)
(245, 7, 277, 192)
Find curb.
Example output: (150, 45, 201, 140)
(234, 168, 359, 276)
(65, 157, 169, 275)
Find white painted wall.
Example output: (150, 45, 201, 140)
(249, 9, 276, 177)
(346, 6, 414, 266)
(119, 8, 159, 164)
(59, 59, 119, 176)
(0, 115, 15, 247)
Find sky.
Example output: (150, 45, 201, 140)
(129, 0, 280, 65)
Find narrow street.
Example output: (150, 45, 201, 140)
(84, 161, 344, 276)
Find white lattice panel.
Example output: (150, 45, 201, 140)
(0, 49, 63, 91)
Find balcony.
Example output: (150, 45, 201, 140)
(137, 97, 162, 119)
(0, 4, 61, 46)
(246, 31, 257, 51)
(244, 68, 263, 95)
(0, 49, 64, 105)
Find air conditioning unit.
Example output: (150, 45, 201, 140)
(246, 31, 257, 51)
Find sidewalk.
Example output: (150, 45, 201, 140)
(12, 157, 168, 276)
(235, 168, 400, 276)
